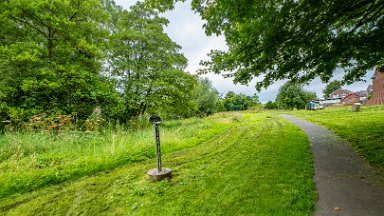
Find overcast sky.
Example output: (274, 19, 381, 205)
(114, 0, 374, 103)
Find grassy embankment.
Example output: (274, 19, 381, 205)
(0, 112, 315, 215)
(0, 114, 237, 199)
(288, 105, 384, 172)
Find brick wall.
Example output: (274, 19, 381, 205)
(366, 69, 384, 105)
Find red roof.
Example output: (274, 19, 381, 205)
(344, 93, 360, 99)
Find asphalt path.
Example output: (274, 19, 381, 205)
(283, 114, 384, 216)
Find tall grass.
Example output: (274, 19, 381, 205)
(0, 112, 242, 198)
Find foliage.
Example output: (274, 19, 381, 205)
(323, 80, 342, 99)
(0, 0, 120, 123)
(220, 91, 258, 111)
(276, 82, 317, 110)
(0, 0, 209, 126)
(107, 2, 196, 120)
(148, 0, 384, 90)
(367, 91, 373, 100)
(192, 77, 219, 116)
(215, 97, 226, 112)
(0, 112, 315, 215)
(264, 101, 278, 110)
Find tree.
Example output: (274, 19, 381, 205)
(149, 0, 384, 90)
(221, 91, 252, 111)
(107, 2, 196, 120)
(276, 82, 316, 110)
(0, 0, 120, 123)
(251, 94, 260, 106)
(192, 78, 219, 116)
(323, 80, 342, 99)
(264, 101, 278, 110)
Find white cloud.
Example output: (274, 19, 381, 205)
(161, 1, 228, 74)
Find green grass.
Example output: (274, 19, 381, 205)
(0, 113, 237, 198)
(287, 105, 384, 171)
(0, 112, 315, 215)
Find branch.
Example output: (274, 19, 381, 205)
(69, 0, 81, 22)
(349, 4, 384, 33)
(8, 15, 48, 38)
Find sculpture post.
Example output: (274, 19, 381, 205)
(147, 115, 172, 180)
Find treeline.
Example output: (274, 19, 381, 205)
(0, 0, 258, 129)
(264, 82, 317, 110)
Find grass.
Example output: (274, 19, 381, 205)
(0, 112, 315, 215)
(287, 105, 384, 171)
(0, 113, 237, 198)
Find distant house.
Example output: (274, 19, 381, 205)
(329, 89, 351, 99)
(355, 90, 368, 97)
(365, 69, 384, 105)
(354, 90, 368, 103)
(342, 93, 360, 105)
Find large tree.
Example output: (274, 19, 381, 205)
(148, 0, 384, 90)
(192, 78, 219, 116)
(0, 0, 200, 124)
(221, 91, 253, 111)
(107, 2, 196, 119)
(276, 82, 316, 110)
(0, 0, 119, 122)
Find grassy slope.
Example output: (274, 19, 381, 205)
(288, 105, 384, 171)
(0, 114, 236, 198)
(1, 112, 315, 215)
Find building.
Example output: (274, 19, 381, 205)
(355, 90, 368, 97)
(342, 93, 360, 105)
(365, 69, 384, 105)
(329, 89, 352, 99)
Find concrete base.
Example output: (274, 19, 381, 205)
(147, 168, 172, 180)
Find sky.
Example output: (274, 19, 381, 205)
(114, 0, 374, 103)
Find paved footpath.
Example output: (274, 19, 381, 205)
(283, 115, 384, 216)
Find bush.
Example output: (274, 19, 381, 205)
(264, 101, 278, 110)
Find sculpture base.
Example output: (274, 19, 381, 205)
(147, 168, 172, 180)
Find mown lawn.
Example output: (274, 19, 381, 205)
(0, 114, 236, 198)
(288, 105, 384, 172)
(0, 112, 315, 215)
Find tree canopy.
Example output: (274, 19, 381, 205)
(0, 0, 118, 123)
(0, 0, 215, 126)
(216, 91, 259, 112)
(323, 80, 343, 99)
(192, 78, 219, 116)
(107, 2, 196, 120)
(149, 0, 384, 90)
(276, 82, 316, 110)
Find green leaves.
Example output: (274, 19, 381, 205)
(107, 2, 194, 119)
(192, 78, 219, 116)
(323, 80, 342, 99)
(0, 0, 223, 125)
(276, 82, 316, 110)
(188, 0, 384, 90)
(0, 0, 117, 122)
(219, 91, 258, 112)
